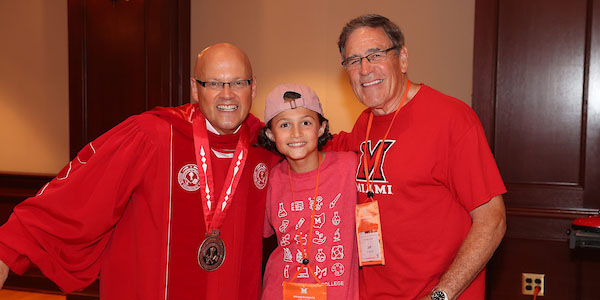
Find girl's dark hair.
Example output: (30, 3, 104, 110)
(257, 114, 333, 156)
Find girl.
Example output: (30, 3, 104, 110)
(259, 83, 358, 300)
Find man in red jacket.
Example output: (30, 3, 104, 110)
(0, 43, 279, 300)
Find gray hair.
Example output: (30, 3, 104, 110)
(338, 14, 405, 58)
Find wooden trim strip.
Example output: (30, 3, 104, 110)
(508, 206, 599, 219)
(0, 173, 54, 201)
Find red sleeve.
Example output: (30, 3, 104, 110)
(325, 131, 356, 152)
(449, 121, 507, 212)
(324, 110, 369, 152)
(0, 115, 158, 292)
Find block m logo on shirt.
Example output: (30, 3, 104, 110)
(356, 140, 395, 183)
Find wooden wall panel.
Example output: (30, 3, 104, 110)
(84, 1, 147, 142)
(487, 238, 600, 300)
(474, 0, 600, 299)
(68, 0, 190, 158)
(486, 238, 579, 300)
(496, 0, 587, 186)
(472, 0, 498, 149)
(474, 0, 600, 209)
(586, 0, 600, 209)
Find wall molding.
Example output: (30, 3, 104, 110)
(507, 206, 599, 219)
(0, 173, 54, 202)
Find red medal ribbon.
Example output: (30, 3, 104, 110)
(192, 108, 249, 232)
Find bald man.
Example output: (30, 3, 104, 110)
(0, 43, 279, 300)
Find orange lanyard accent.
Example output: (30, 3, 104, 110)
(288, 152, 322, 283)
(362, 81, 411, 201)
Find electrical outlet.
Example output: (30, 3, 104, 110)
(522, 273, 545, 296)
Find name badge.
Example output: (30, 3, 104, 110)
(356, 200, 385, 266)
(283, 281, 327, 300)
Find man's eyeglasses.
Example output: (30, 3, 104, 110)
(195, 78, 253, 90)
(341, 46, 398, 70)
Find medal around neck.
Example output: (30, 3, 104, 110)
(191, 111, 249, 272)
(198, 229, 226, 271)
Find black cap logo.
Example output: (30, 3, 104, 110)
(283, 91, 301, 109)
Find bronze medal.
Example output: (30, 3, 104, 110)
(198, 229, 226, 271)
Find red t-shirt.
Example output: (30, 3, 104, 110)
(262, 151, 359, 300)
(327, 85, 506, 300)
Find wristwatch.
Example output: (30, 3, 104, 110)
(431, 289, 448, 300)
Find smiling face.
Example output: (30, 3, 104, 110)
(343, 26, 409, 116)
(266, 107, 326, 173)
(191, 43, 256, 134)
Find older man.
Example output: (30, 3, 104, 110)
(328, 15, 507, 300)
(0, 43, 279, 300)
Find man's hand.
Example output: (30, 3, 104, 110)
(0, 259, 9, 289)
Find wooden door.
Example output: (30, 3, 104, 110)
(68, 0, 190, 157)
(473, 0, 600, 299)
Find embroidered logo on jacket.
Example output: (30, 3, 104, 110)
(253, 163, 268, 189)
(178, 164, 200, 192)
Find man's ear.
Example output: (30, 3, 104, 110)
(190, 77, 199, 104)
(251, 76, 257, 100)
(399, 46, 409, 74)
(265, 128, 275, 142)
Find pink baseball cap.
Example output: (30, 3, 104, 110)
(264, 83, 324, 123)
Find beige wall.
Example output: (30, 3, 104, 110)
(0, 0, 69, 175)
(191, 0, 475, 133)
(0, 0, 474, 174)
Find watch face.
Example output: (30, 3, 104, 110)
(431, 290, 447, 300)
